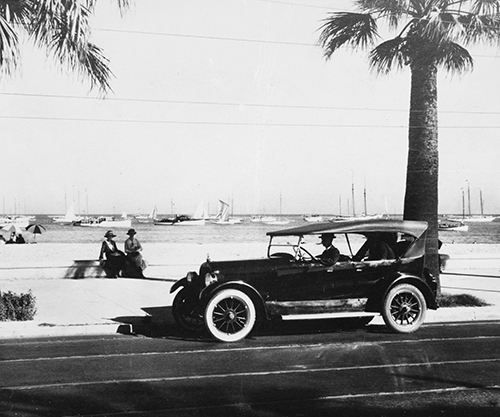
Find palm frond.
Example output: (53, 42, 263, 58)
(369, 36, 408, 74)
(78, 42, 113, 93)
(356, 0, 411, 27)
(460, 13, 500, 44)
(471, 0, 500, 16)
(435, 40, 474, 73)
(318, 12, 378, 58)
(26, 0, 114, 92)
(0, 13, 19, 75)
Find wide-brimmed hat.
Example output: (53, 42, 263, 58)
(104, 230, 116, 238)
(127, 228, 137, 236)
(319, 233, 336, 239)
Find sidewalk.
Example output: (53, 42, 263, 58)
(1, 269, 499, 340)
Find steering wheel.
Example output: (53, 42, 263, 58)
(270, 252, 295, 260)
(298, 246, 319, 262)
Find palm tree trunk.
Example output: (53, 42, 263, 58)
(403, 62, 440, 286)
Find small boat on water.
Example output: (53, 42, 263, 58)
(155, 201, 207, 226)
(75, 212, 132, 228)
(438, 219, 469, 232)
(155, 214, 205, 226)
(262, 194, 290, 225)
(303, 214, 324, 222)
(0, 215, 36, 229)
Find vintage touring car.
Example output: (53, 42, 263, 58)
(170, 218, 438, 342)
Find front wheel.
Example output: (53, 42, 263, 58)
(172, 288, 204, 331)
(205, 289, 256, 342)
(382, 284, 427, 333)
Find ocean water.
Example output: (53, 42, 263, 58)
(17, 215, 500, 246)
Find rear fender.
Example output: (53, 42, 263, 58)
(201, 281, 270, 321)
(366, 274, 438, 312)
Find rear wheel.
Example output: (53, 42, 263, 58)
(382, 284, 427, 333)
(205, 289, 256, 342)
(172, 288, 204, 331)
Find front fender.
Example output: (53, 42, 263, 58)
(170, 277, 188, 294)
(201, 281, 270, 321)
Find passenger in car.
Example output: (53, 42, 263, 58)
(396, 233, 415, 257)
(365, 232, 397, 261)
(317, 233, 340, 265)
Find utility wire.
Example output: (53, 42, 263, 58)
(95, 27, 500, 59)
(0, 114, 497, 128)
(1, 92, 499, 116)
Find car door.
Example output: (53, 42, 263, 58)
(351, 259, 400, 298)
(268, 260, 357, 302)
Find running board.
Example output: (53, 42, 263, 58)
(280, 312, 379, 321)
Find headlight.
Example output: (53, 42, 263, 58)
(204, 271, 218, 287)
(186, 271, 197, 283)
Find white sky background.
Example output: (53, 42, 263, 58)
(1, 0, 499, 216)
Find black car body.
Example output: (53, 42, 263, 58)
(170, 219, 438, 342)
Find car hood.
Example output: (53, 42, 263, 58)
(200, 257, 291, 280)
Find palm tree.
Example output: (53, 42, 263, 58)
(0, 0, 129, 93)
(318, 0, 500, 280)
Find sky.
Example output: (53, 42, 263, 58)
(1, 0, 499, 217)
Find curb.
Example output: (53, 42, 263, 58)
(1, 307, 499, 340)
(0, 321, 122, 340)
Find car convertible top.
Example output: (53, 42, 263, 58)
(267, 218, 428, 240)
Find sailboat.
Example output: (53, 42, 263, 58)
(212, 200, 242, 225)
(135, 206, 158, 223)
(448, 186, 495, 224)
(262, 194, 290, 225)
(51, 204, 82, 225)
(463, 189, 495, 222)
(440, 190, 469, 232)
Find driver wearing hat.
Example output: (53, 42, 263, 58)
(318, 233, 340, 265)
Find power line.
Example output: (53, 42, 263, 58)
(255, 0, 343, 10)
(1, 92, 499, 116)
(0, 114, 497, 128)
(96, 27, 313, 47)
(94, 29, 500, 59)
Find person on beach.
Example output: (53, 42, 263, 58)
(317, 233, 340, 265)
(6, 231, 17, 244)
(15, 233, 26, 244)
(99, 230, 126, 278)
(124, 228, 146, 278)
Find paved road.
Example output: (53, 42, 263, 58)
(1, 321, 499, 416)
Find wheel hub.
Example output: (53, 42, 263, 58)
(225, 310, 237, 322)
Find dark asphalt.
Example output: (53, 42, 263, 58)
(1, 321, 499, 416)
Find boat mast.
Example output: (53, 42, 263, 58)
(363, 178, 367, 216)
(351, 181, 355, 217)
(480, 190, 484, 216)
(461, 189, 466, 220)
(467, 181, 471, 217)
